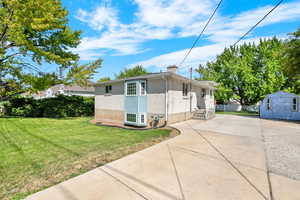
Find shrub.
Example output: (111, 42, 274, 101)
(4, 95, 94, 118)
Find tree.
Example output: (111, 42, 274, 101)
(115, 65, 148, 79)
(66, 59, 102, 87)
(97, 77, 111, 83)
(0, 0, 101, 100)
(283, 28, 300, 94)
(197, 38, 286, 105)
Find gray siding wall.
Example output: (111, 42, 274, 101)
(95, 82, 124, 111)
(147, 78, 166, 114)
(260, 91, 300, 121)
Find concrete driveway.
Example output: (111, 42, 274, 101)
(26, 115, 300, 200)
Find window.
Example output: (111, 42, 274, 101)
(126, 113, 137, 123)
(202, 89, 206, 97)
(141, 81, 146, 95)
(210, 89, 213, 97)
(141, 114, 145, 123)
(267, 98, 271, 110)
(292, 98, 298, 111)
(105, 85, 112, 94)
(126, 82, 137, 96)
(182, 83, 188, 96)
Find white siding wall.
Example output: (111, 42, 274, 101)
(167, 78, 200, 114)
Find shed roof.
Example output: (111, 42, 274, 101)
(264, 91, 300, 99)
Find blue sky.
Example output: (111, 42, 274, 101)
(54, 0, 300, 80)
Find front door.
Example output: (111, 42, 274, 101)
(124, 80, 147, 126)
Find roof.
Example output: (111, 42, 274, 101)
(94, 72, 218, 89)
(264, 91, 300, 99)
(50, 84, 94, 93)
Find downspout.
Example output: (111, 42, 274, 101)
(164, 75, 168, 123)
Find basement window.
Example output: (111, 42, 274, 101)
(292, 98, 298, 112)
(141, 114, 145, 124)
(105, 85, 112, 94)
(126, 113, 137, 123)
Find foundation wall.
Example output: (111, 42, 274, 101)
(95, 109, 124, 123)
(168, 112, 193, 124)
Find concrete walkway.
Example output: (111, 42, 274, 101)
(26, 115, 300, 200)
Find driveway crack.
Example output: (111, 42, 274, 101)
(167, 143, 185, 200)
(189, 125, 269, 200)
(259, 119, 274, 200)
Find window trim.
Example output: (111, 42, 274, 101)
(140, 113, 147, 125)
(266, 98, 271, 110)
(125, 113, 137, 124)
(140, 81, 147, 96)
(292, 97, 298, 112)
(125, 81, 137, 96)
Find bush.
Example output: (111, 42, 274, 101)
(4, 95, 94, 118)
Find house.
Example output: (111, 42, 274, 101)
(31, 84, 95, 99)
(260, 91, 300, 121)
(94, 66, 217, 127)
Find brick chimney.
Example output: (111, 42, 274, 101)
(167, 65, 178, 73)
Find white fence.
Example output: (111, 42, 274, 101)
(216, 104, 259, 112)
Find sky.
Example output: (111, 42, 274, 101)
(52, 0, 300, 80)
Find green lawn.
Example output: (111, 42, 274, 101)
(216, 111, 259, 116)
(0, 117, 172, 200)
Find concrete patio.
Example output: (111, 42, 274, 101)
(26, 114, 300, 200)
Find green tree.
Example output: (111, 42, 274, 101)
(97, 77, 111, 83)
(283, 28, 300, 94)
(0, 0, 101, 99)
(197, 38, 286, 105)
(115, 65, 148, 79)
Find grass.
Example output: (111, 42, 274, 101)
(216, 111, 259, 116)
(0, 117, 173, 200)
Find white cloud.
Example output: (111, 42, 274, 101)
(77, 7, 119, 31)
(131, 36, 286, 73)
(75, 0, 300, 60)
(134, 0, 215, 28)
(131, 43, 225, 71)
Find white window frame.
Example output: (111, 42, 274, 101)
(125, 81, 137, 96)
(140, 113, 147, 125)
(292, 97, 298, 112)
(140, 81, 147, 96)
(125, 113, 137, 124)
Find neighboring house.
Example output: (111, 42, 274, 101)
(260, 91, 300, 121)
(32, 84, 95, 99)
(94, 66, 217, 127)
